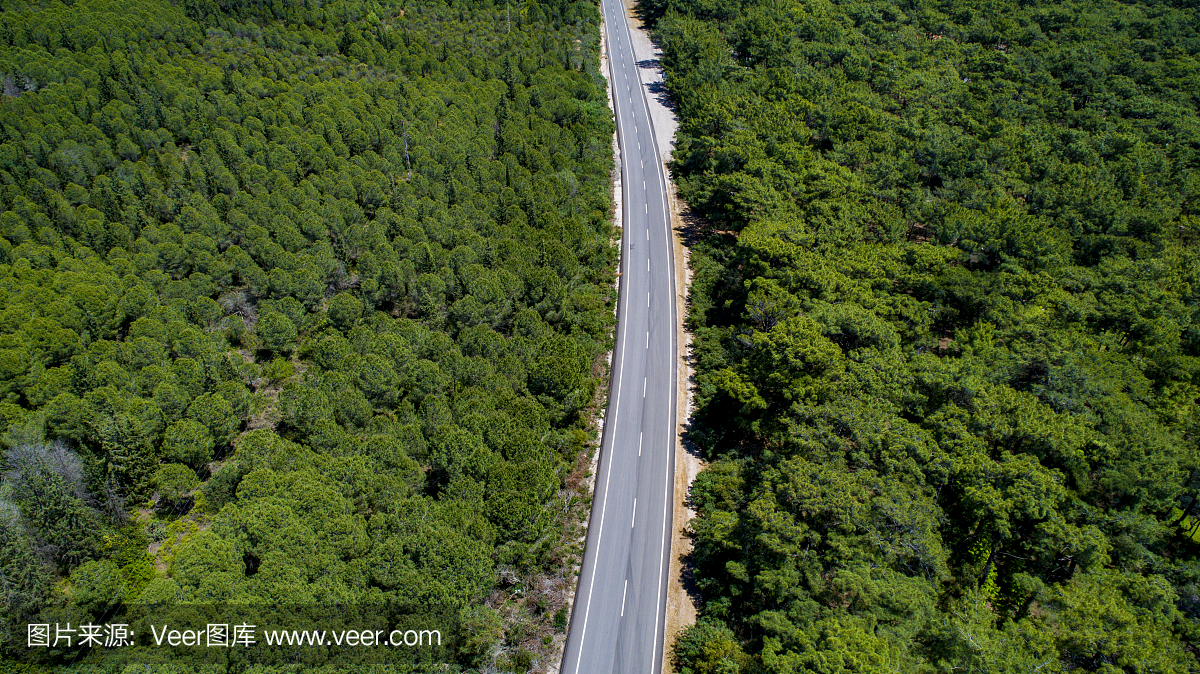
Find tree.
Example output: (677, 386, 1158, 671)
(674, 618, 751, 674)
(169, 530, 242, 601)
(485, 459, 557, 543)
(327, 292, 362, 332)
(262, 357, 294, 385)
(187, 392, 240, 448)
(256, 311, 297, 355)
(154, 464, 199, 514)
(0, 504, 52, 650)
(161, 419, 215, 470)
(3, 442, 103, 571)
(70, 559, 127, 618)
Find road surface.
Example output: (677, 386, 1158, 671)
(561, 0, 677, 672)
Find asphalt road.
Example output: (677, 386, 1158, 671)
(560, 1, 677, 672)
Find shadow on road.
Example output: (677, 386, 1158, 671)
(635, 58, 679, 114)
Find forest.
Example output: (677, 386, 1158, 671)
(640, 0, 1200, 671)
(0, 0, 616, 671)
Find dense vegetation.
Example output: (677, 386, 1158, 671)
(0, 0, 615, 670)
(642, 0, 1200, 671)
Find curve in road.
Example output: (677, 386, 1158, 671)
(561, 1, 678, 672)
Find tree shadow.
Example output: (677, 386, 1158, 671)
(675, 201, 724, 249)
(153, 495, 195, 519)
(677, 427, 706, 610)
(635, 58, 680, 114)
(646, 79, 678, 113)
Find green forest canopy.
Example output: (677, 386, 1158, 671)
(0, 0, 615, 670)
(642, 0, 1200, 671)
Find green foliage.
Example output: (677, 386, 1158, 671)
(0, 502, 52, 649)
(69, 558, 126, 618)
(261, 357, 294, 385)
(459, 604, 505, 666)
(153, 463, 199, 513)
(0, 0, 615, 667)
(3, 442, 103, 571)
(256, 311, 297, 356)
(654, 0, 1200, 670)
(198, 461, 245, 514)
(160, 418, 214, 470)
(326, 292, 362, 332)
(674, 618, 750, 674)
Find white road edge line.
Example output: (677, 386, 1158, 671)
(571, 13, 630, 673)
